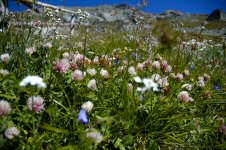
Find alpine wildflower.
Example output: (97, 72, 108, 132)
(27, 96, 45, 113)
(0, 100, 11, 117)
(19, 75, 46, 88)
(4, 127, 20, 139)
(81, 101, 94, 112)
(78, 109, 89, 124)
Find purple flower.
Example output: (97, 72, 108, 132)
(189, 65, 195, 70)
(78, 109, 89, 124)
(220, 125, 226, 135)
(215, 86, 221, 91)
(115, 59, 121, 65)
(132, 52, 137, 57)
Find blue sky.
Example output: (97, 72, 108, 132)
(8, 0, 226, 14)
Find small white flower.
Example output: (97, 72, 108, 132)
(158, 77, 169, 88)
(184, 69, 190, 76)
(176, 73, 184, 81)
(100, 69, 109, 79)
(87, 79, 97, 90)
(72, 70, 85, 81)
(165, 65, 172, 72)
(87, 68, 97, 76)
(63, 52, 70, 59)
(128, 66, 136, 76)
(178, 91, 193, 102)
(198, 76, 204, 81)
(25, 47, 36, 55)
(152, 61, 161, 69)
(137, 63, 144, 71)
(0, 100, 11, 117)
(169, 73, 176, 78)
(0, 69, 9, 76)
(4, 127, 20, 139)
(197, 80, 205, 88)
(134, 76, 142, 83)
(143, 78, 159, 91)
(151, 74, 161, 82)
(136, 87, 145, 92)
(19, 75, 46, 88)
(93, 56, 99, 65)
(127, 83, 133, 93)
(181, 84, 192, 91)
(81, 101, 94, 112)
(86, 129, 103, 143)
(1, 53, 10, 63)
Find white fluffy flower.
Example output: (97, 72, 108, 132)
(1, 53, 10, 63)
(25, 47, 36, 55)
(151, 74, 161, 82)
(184, 69, 190, 76)
(87, 68, 97, 76)
(137, 63, 144, 71)
(128, 66, 136, 76)
(157, 77, 169, 87)
(87, 79, 97, 90)
(72, 70, 85, 81)
(181, 84, 192, 91)
(86, 129, 103, 143)
(169, 73, 176, 78)
(197, 80, 205, 88)
(0, 69, 9, 76)
(152, 61, 161, 69)
(176, 73, 184, 81)
(127, 83, 133, 93)
(178, 91, 193, 102)
(0, 100, 11, 117)
(165, 65, 172, 72)
(4, 127, 20, 139)
(100, 69, 109, 79)
(19, 75, 46, 88)
(93, 56, 99, 65)
(81, 101, 94, 112)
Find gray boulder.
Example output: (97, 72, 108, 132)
(207, 9, 226, 21)
(156, 10, 184, 19)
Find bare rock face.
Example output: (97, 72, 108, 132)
(156, 10, 184, 19)
(207, 9, 226, 21)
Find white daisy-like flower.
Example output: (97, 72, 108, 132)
(19, 75, 46, 88)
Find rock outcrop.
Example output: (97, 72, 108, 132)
(207, 9, 226, 21)
(156, 10, 184, 20)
